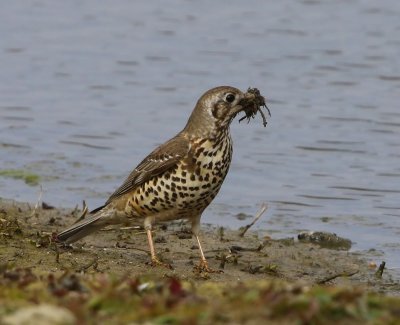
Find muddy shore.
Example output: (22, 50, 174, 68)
(2, 198, 400, 323)
(1, 198, 398, 294)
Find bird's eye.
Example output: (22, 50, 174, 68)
(225, 93, 235, 103)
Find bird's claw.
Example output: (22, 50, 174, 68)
(148, 257, 173, 270)
(194, 259, 223, 274)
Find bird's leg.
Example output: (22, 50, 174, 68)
(195, 234, 211, 270)
(145, 219, 172, 269)
(146, 228, 158, 263)
(192, 217, 222, 273)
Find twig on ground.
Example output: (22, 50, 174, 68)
(218, 227, 225, 242)
(119, 226, 141, 231)
(375, 261, 386, 278)
(113, 243, 149, 254)
(51, 241, 60, 264)
(317, 270, 359, 284)
(77, 257, 98, 273)
(73, 200, 88, 224)
(238, 203, 268, 237)
(70, 204, 80, 216)
(30, 185, 43, 217)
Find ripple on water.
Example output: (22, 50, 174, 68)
(296, 146, 367, 154)
(116, 60, 139, 66)
(379, 75, 400, 81)
(377, 173, 400, 177)
(2, 116, 34, 122)
(0, 142, 30, 149)
(71, 134, 114, 140)
(330, 186, 400, 194)
(298, 194, 357, 201)
(273, 200, 322, 208)
(1, 106, 31, 111)
(59, 140, 113, 150)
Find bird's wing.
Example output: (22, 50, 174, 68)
(105, 134, 189, 204)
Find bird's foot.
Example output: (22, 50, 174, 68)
(148, 257, 173, 270)
(193, 259, 223, 274)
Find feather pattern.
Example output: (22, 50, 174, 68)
(105, 134, 190, 204)
(57, 210, 109, 243)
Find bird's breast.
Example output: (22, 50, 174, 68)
(125, 135, 233, 220)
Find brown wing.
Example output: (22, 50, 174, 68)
(104, 133, 189, 205)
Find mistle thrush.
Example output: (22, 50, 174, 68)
(57, 86, 269, 272)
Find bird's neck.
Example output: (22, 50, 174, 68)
(183, 110, 231, 140)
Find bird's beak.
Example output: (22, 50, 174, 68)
(243, 91, 257, 101)
(233, 92, 254, 113)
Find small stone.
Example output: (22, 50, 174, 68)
(2, 304, 75, 325)
(298, 231, 352, 250)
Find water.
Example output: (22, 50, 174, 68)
(1, 1, 399, 276)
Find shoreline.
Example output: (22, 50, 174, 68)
(1, 198, 400, 323)
(1, 198, 398, 293)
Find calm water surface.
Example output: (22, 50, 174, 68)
(1, 1, 399, 276)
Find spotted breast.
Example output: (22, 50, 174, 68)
(124, 131, 232, 222)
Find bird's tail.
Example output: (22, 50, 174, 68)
(56, 206, 112, 244)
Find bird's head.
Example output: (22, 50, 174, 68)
(184, 86, 268, 138)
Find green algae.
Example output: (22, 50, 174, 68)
(0, 169, 40, 186)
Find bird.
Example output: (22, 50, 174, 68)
(57, 86, 268, 272)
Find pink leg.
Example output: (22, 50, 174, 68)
(194, 234, 221, 273)
(146, 228, 172, 269)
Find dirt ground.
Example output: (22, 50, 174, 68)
(0, 198, 399, 295)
